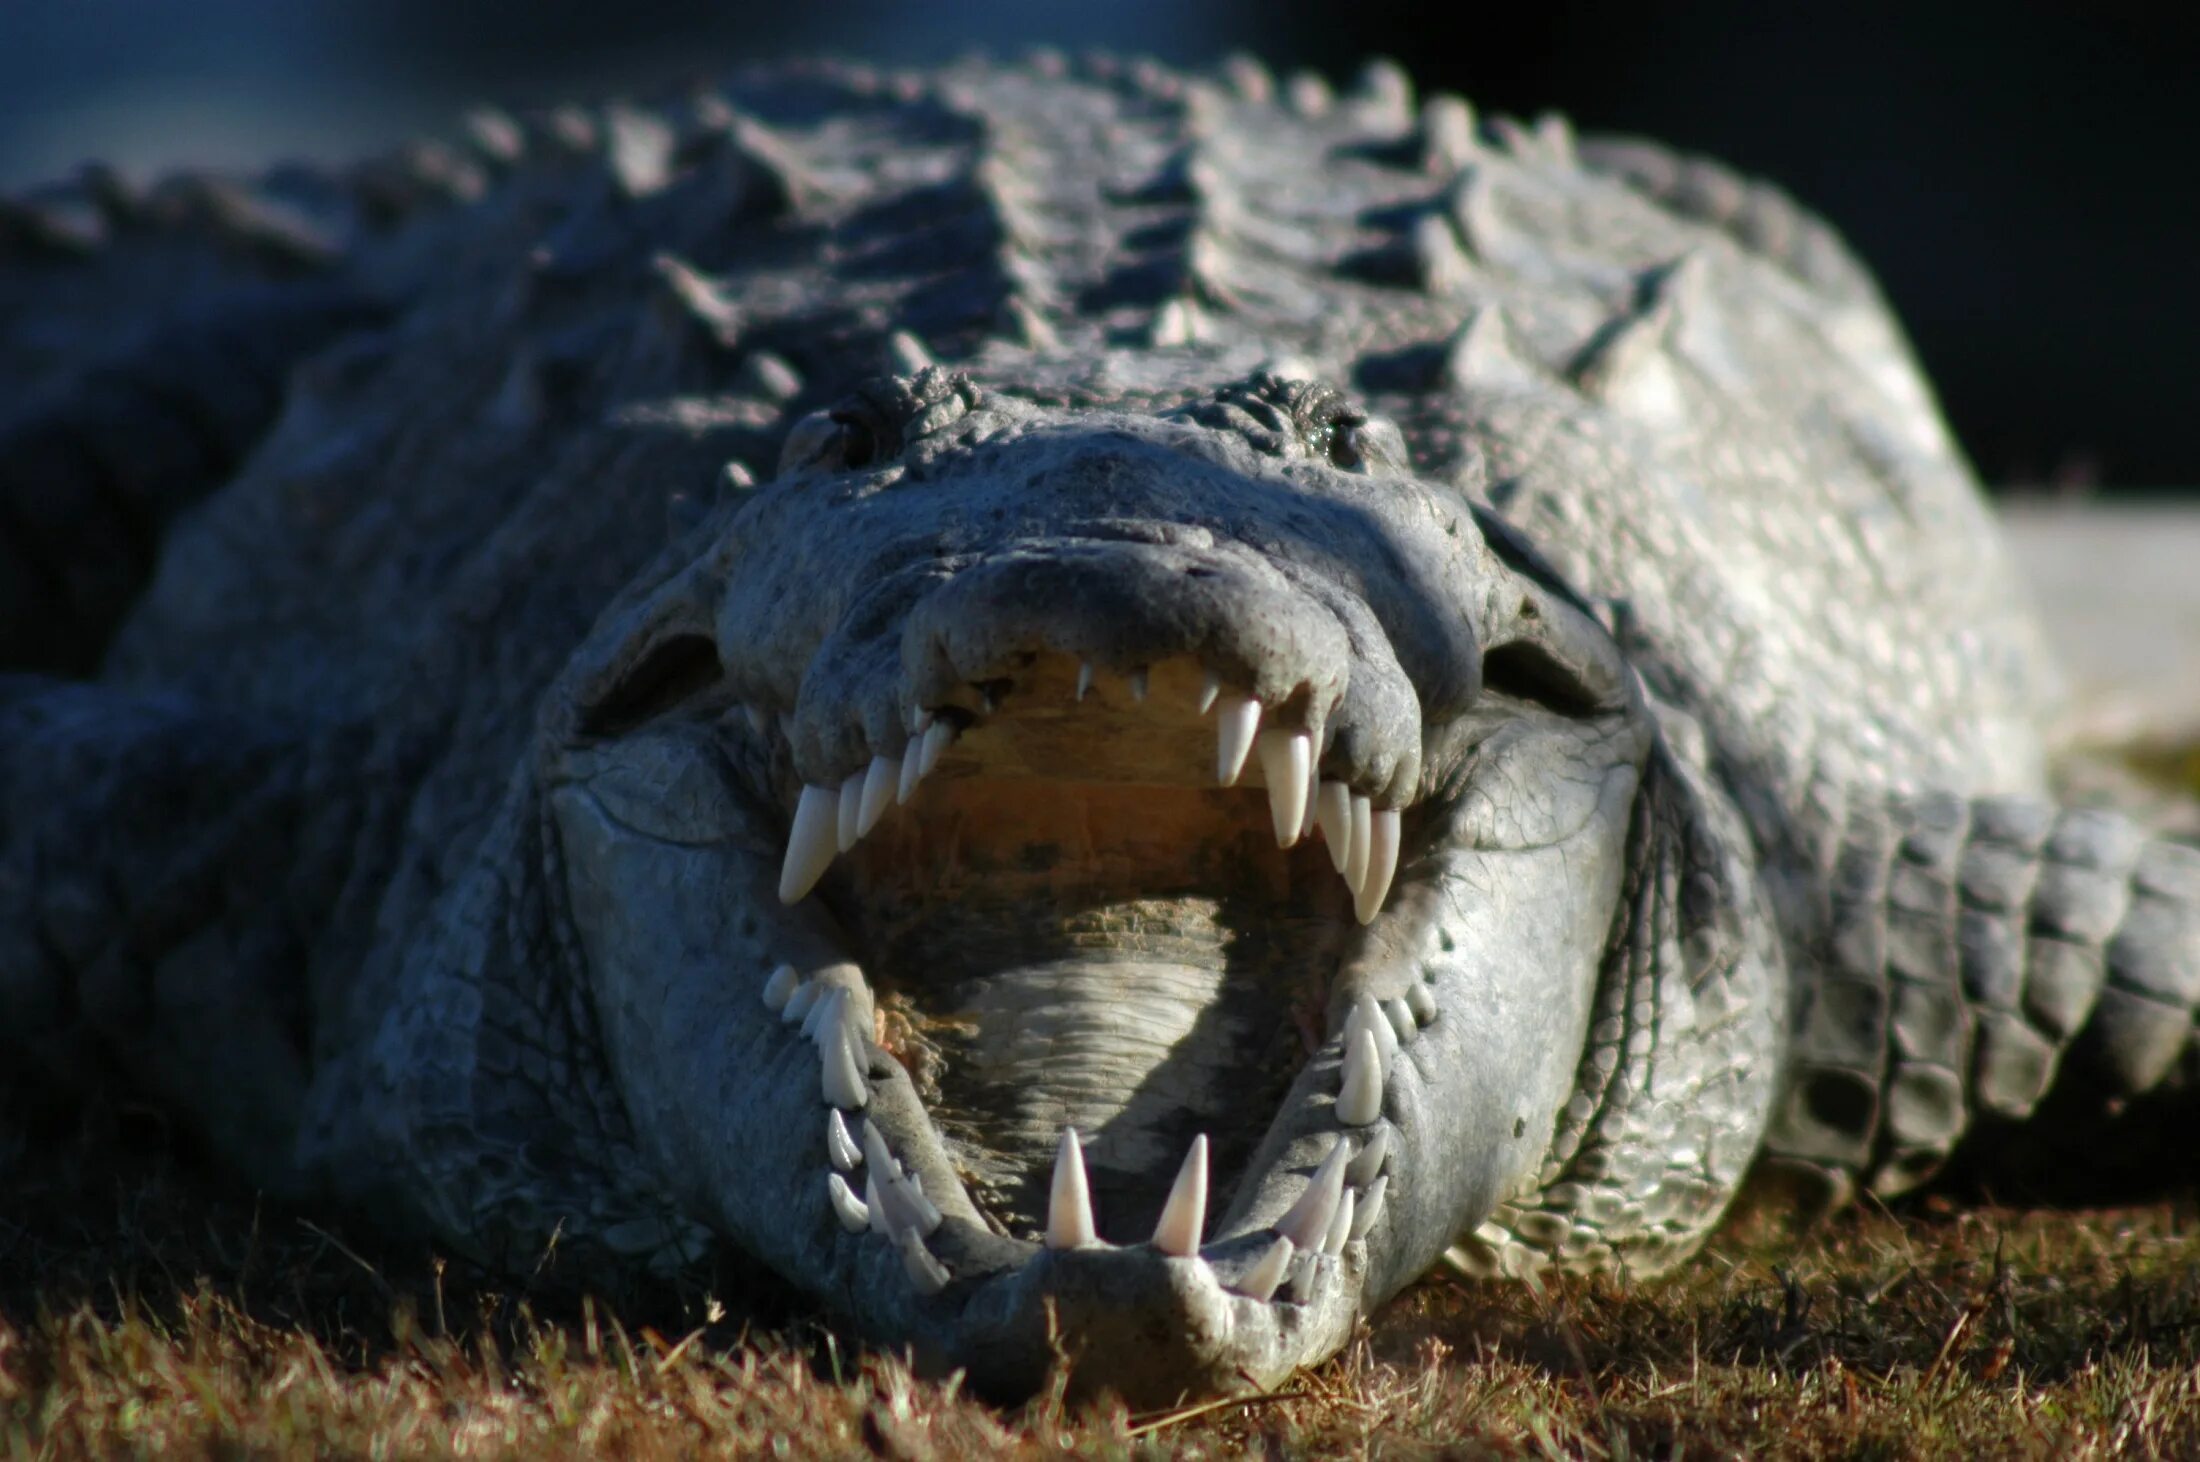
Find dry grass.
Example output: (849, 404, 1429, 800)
(6, 1105, 2200, 1460)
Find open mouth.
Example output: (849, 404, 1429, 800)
(760, 648, 1429, 1304)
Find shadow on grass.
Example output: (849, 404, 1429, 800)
(7, 1085, 2200, 1457)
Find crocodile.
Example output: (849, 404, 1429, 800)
(3, 52, 2197, 1405)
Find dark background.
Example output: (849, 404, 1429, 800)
(1, 0, 2193, 488)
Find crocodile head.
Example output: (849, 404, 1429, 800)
(543, 368, 1661, 1401)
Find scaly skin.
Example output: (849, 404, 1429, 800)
(2, 55, 2196, 1403)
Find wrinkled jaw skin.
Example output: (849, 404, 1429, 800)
(543, 374, 1658, 1402)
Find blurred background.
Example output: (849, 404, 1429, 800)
(1, 0, 2192, 489)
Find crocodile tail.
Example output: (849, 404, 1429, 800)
(1760, 789, 2200, 1205)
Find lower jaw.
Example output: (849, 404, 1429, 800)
(758, 841, 1439, 1403)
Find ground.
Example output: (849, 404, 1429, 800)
(6, 1095, 2199, 1459)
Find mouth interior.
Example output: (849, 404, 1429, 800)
(834, 657, 1370, 1243)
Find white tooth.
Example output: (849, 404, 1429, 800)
(743, 705, 770, 736)
(911, 705, 934, 734)
(1197, 670, 1221, 715)
(821, 1028, 868, 1110)
(827, 1173, 869, 1232)
(1275, 1139, 1348, 1249)
(761, 963, 799, 1012)
(1237, 1235, 1295, 1302)
(1300, 763, 1319, 841)
(900, 1172, 942, 1234)
(1128, 669, 1149, 702)
(1322, 1188, 1356, 1256)
(781, 980, 821, 1025)
(1343, 992, 1399, 1069)
(1406, 981, 1438, 1025)
(1046, 1127, 1098, 1249)
(1383, 997, 1417, 1044)
(919, 720, 952, 776)
(866, 1173, 891, 1235)
(1150, 1134, 1208, 1257)
(1075, 661, 1095, 701)
(1215, 696, 1260, 785)
(1338, 1028, 1385, 1126)
(826, 1109, 862, 1171)
(861, 1119, 898, 1182)
(801, 985, 844, 1043)
(1355, 807, 1400, 924)
(836, 772, 864, 852)
(1316, 781, 1353, 874)
(1349, 1174, 1386, 1241)
(899, 1229, 950, 1295)
(1344, 795, 1372, 897)
(897, 745, 924, 804)
(1346, 1124, 1389, 1186)
(877, 1170, 939, 1237)
(1256, 731, 1311, 846)
(858, 756, 898, 835)
(778, 784, 839, 903)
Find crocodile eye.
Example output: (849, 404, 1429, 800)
(1324, 416, 1365, 471)
(1325, 413, 1407, 476)
(776, 411, 851, 476)
(828, 410, 879, 468)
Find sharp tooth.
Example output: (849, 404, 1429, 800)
(1316, 781, 1353, 874)
(801, 985, 844, 1043)
(781, 980, 820, 1025)
(860, 1119, 898, 1181)
(1338, 1028, 1385, 1126)
(1301, 763, 1319, 841)
(900, 1172, 942, 1234)
(1075, 661, 1095, 701)
(778, 784, 839, 903)
(1256, 731, 1311, 845)
(1346, 1124, 1390, 1186)
(858, 756, 898, 835)
(1215, 696, 1261, 785)
(899, 1229, 950, 1295)
(1406, 981, 1438, 1025)
(865, 1173, 891, 1235)
(821, 1028, 868, 1110)
(911, 706, 935, 734)
(918, 720, 952, 776)
(761, 963, 799, 1012)
(1383, 997, 1417, 1044)
(1197, 670, 1221, 715)
(1045, 1127, 1098, 1249)
(1321, 1188, 1356, 1256)
(1128, 669, 1149, 702)
(827, 1173, 869, 1232)
(1343, 992, 1399, 1068)
(1275, 1139, 1349, 1249)
(1349, 1174, 1387, 1241)
(1150, 1134, 1208, 1257)
(1354, 807, 1400, 924)
(1344, 795, 1372, 896)
(743, 705, 770, 736)
(878, 1169, 940, 1237)
(826, 1109, 862, 1171)
(897, 745, 924, 804)
(1237, 1235, 1295, 1302)
(836, 772, 865, 852)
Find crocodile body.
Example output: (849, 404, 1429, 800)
(4, 54, 2196, 1403)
